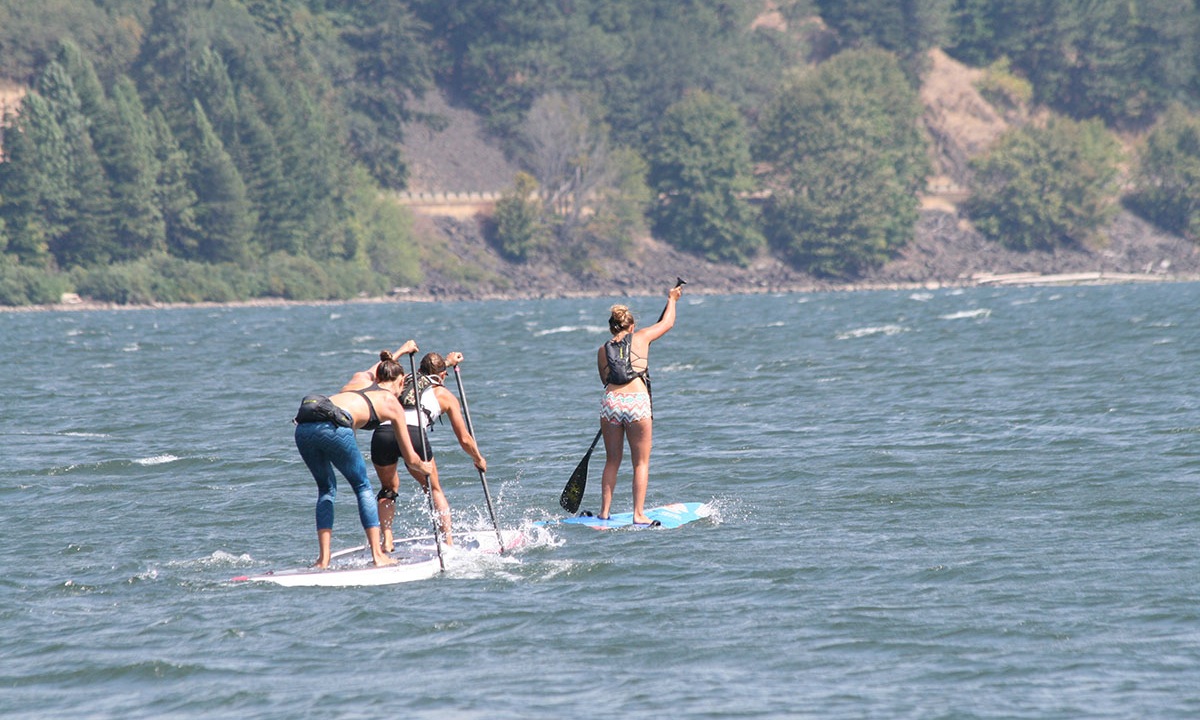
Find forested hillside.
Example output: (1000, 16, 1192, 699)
(2, 1, 1199, 306)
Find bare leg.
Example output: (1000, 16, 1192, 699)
(366, 526, 396, 566)
(600, 420, 624, 519)
(407, 461, 454, 545)
(315, 528, 332, 568)
(375, 462, 399, 552)
(626, 418, 653, 524)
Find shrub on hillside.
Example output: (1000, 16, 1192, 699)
(491, 172, 547, 261)
(1126, 104, 1200, 243)
(966, 116, 1123, 251)
(0, 262, 71, 305)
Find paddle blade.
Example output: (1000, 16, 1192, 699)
(559, 450, 592, 513)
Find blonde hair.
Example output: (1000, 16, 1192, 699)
(608, 304, 634, 334)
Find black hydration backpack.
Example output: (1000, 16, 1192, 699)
(604, 334, 644, 385)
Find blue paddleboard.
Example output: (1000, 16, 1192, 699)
(538, 502, 711, 530)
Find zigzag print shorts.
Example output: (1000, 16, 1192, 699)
(600, 391, 653, 426)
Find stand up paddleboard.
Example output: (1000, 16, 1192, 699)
(232, 529, 525, 587)
(537, 502, 711, 531)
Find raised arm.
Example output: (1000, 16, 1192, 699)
(636, 282, 684, 343)
(362, 340, 419, 380)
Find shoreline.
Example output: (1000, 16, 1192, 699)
(4, 269, 1195, 314)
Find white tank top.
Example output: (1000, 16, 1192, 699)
(404, 385, 442, 429)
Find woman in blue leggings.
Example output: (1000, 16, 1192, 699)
(294, 344, 430, 568)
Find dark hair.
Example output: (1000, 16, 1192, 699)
(419, 352, 446, 376)
(608, 304, 634, 334)
(376, 351, 404, 382)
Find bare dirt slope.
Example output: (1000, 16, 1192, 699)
(401, 52, 1200, 300)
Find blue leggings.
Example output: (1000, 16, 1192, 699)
(295, 421, 380, 531)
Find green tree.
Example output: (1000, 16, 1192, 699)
(147, 108, 201, 258)
(966, 116, 1123, 251)
(946, 0, 1199, 128)
(34, 60, 117, 268)
(234, 86, 292, 253)
(1126, 104, 1200, 242)
(492, 171, 546, 261)
(93, 76, 167, 260)
(816, 0, 953, 75)
(0, 92, 67, 266)
(647, 90, 762, 265)
(186, 100, 255, 263)
(55, 39, 107, 121)
(756, 48, 930, 277)
(585, 145, 651, 257)
(412, 0, 797, 146)
(0, 0, 140, 84)
(326, 0, 432, 188)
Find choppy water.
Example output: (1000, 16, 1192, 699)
(2, 282, 1198, 718)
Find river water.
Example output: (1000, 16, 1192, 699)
(2, 281, 1198, 718)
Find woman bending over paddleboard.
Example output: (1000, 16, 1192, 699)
(293, 347, 431, 568)
(596, 281, 683, 525)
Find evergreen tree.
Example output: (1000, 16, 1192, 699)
(186, 101, 255, 263)
(756, 48, 929, 277)
(190, 46, 240, 151)
(56, 39, 107, 121)
(233, 55, 307, 254)
(277, 86, 350, 261)
(34, 61, 116, 268)
(93, 76, 167, 260)
(647, 90, 762, 265)
(148, 108, 201, 259)
(235, 85, 293, 254)
(0, 93, 67, 267)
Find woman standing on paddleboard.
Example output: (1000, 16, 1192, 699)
(293, 346, 431, 568)
(596, 281, 683, 525)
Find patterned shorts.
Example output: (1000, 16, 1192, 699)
(600, 391, 652, 425)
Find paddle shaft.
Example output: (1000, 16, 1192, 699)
(408, 351, 445, 571)
(452, 366, 505, 554)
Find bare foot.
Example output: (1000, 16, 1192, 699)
(632, 515, 652, 525)
(312, 560, 330, 569)
(373, 554, 398, 567)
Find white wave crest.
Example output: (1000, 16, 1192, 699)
(939, 309, 992, 320)
(134, 454, 180, 466)
(836, 324, 907, 340)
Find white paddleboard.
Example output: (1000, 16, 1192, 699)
(232, 529, 525, 587)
